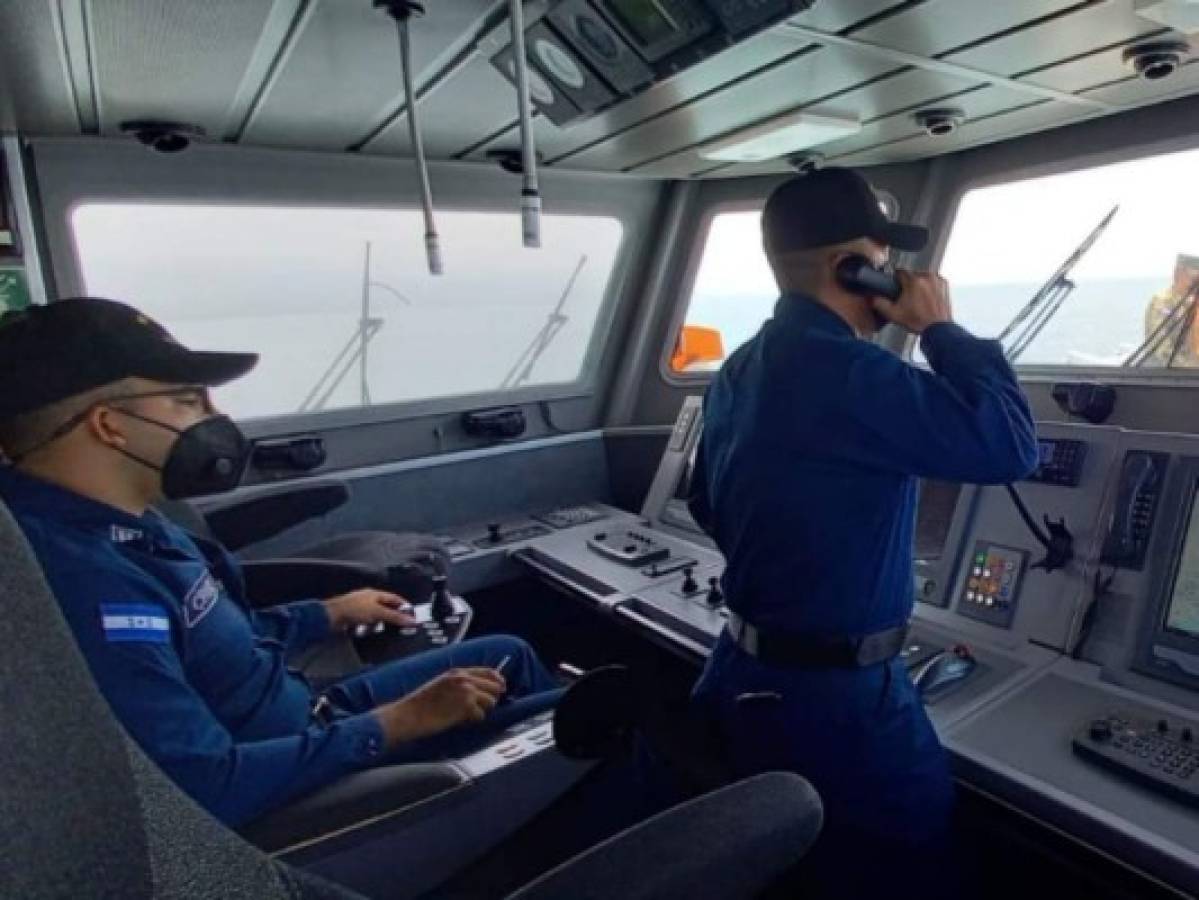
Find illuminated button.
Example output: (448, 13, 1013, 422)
(983, 569, 992, 578)
(985, 598, 994, 607)
(966, 592, 976, 602)
(973, 568, 983, 577)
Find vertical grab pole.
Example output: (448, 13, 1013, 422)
(507, 0, 541, 248)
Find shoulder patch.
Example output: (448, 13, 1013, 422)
(100, 604, 171, 644)
(183, 573, 222, 628)
(109, 525, 144, 545)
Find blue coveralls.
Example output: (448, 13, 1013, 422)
(689, 295, 1037, 895)
(0, 467, 562, 826)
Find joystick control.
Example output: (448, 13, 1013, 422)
(706, 576, 724, 607)
(431, 574, 455, 620)
(487, 523, 502, 544)
(681, 566, 699, 596)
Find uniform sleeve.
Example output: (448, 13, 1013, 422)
(804, 323, 1039, 484)
(46, 559, 383, 828)
(97, 633, 384, 826)
(250, 599, 332, 653)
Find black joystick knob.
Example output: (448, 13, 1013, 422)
(1184, 727, 1194, 743)
(1158, 719, 1170, 735)
(706, 576, 724, 607)
(487, 523, 502, 544)
(681, 567, 699, 595)
(431, 574, 454, 620)
(1089, 719, 1113, 743)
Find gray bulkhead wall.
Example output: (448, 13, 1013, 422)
(27, 137, 670, 475)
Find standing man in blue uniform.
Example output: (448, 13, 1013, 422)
(0, 297, 562, 827)
(689, 169, 1038, 897)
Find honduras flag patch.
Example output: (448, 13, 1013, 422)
(101, 604, 171, 643)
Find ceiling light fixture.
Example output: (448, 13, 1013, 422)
(697, 111, 861, 163)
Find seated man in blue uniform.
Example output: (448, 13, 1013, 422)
(689, 169, 1038, 897)
(0, 297, 562, 827)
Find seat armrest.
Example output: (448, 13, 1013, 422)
(202, 480, 350, 551)
(239, 762, 468, 854)
(241, 558, 391, 607)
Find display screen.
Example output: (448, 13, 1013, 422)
(1165, 486, 1199, 639)
(606, 0, 678, 46)
(914, 480, 963, 561)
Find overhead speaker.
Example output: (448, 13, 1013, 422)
(786, 151, 825, 173)
(913, 107, 966, 138)
(119, 120, 205, 153)
(1123, 40, 1191, 81)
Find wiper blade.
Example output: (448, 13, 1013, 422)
(997, 204, 1119, 362)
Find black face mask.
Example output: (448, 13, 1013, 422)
(114, 411, 252, 499)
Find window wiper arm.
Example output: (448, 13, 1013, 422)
(498, 254, 587, 391)
(997, 204, 1119, 363)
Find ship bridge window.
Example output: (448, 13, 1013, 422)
(931, 144, 1199, 371)
(670, 191, 900, 376)
(70, 205, 623, 421)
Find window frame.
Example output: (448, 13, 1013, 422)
(658, 198, 766, 387)
(63, 196, 631, 432)
(927, 135, 1199, 385)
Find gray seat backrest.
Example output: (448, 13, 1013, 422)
(0, 497, 328, 899)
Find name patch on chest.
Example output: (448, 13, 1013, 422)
(183, 573, 222, 628)
(101, 604, 171, 644)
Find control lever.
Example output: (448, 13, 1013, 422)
(706, 576, 724, 607)
(431, 574, 455, 620)
(681, 566, 699, 596)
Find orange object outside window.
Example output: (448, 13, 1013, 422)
(671, 324, 725, 373)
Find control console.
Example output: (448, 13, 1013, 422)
(956, 541, 1029, 628)
(474, 521, 551, 549)
(1073, 710, 1199, 807)
(587, 528, 671, 566)
(353, 594, 473, 664)
(1026, 438, 1087, 487)
(534, 505, 609, 529)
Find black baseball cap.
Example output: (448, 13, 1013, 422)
(0, 297, 258, 421)
(762, 167, 928, 256)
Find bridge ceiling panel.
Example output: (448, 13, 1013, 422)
(88, 0, 279, 138)
(1, 0, 1198, 178)
(241, 0, 495, 151)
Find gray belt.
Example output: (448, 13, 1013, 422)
(726, 610, 908, 669)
